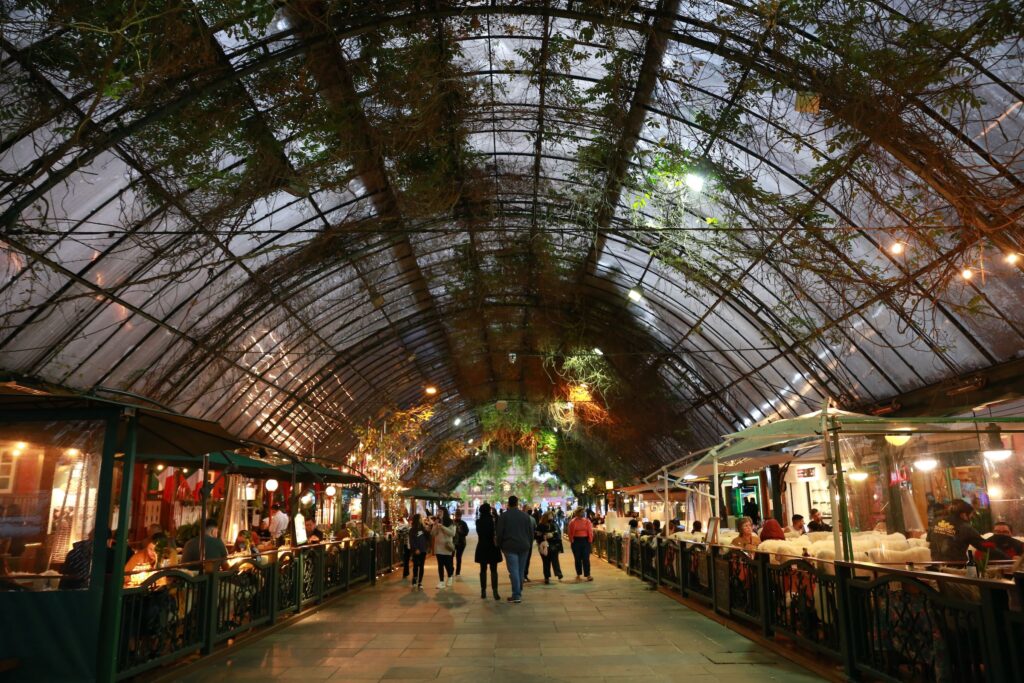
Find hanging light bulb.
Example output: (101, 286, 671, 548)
(1005, 253, 1019, 265)
(961, 267, 974, 280)
(627, 288, 643, 302)
(889, 241, 905, 255)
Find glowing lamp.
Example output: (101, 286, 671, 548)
(914, 458, 939, 472)
(627, 288, 643, 302)
(885, 433, 912, 447)
(848, 470, 869, 482)
(605, 480, 614, 490)
(683, 474, 698, 481)
(983, 449, 1012, 462)
(889, 242, 904, 255)
(425, 386, 438, 396)
(325, 485, 337, 497)
(265, 478, 279, 492)
(453, 417, 462, 426)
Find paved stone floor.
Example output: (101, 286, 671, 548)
(172, 530, 823, 682)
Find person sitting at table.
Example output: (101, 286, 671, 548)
(787, 514, 806, 535)
(731, 517, 760, 550)
(989, 521, 1023, 559)
(927, 500, 1006, 563)
(255, 518, 272, 543)
(125, 532, 166, 573)
(691, 520, 702, 534)
(183, 519, 229, 572)
(304, 518, 326, 543)
(808, 509, 832, 532)
(759, 519, 786, 542)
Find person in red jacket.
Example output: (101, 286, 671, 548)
(566, 508, 594, 582)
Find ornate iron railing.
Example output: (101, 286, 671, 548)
(765, 558, 840, 657)
(116, 571, 207, 679)
(114, 535, 402, 679)
(211, 558, 274, 642)
(589, 532, 1021, 682)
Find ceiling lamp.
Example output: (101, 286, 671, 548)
(1006, 253, 1020, 265)
(453, 417, 462, 427)
(265, 478, 279, 492)
(885, 430, 913, 447)
(683, 474, 698, 480)
(424, 386, 438, 396)
(979, 423, 1011, 461)
(684, 172, 705, 192)
(961, 267, 974, 280)
(914, 458, 939, 472)
(627, 288, 643, 302)
(984, 449, 1012, 462)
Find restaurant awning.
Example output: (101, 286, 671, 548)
(398, 488, 458, 501)
(123, 450, 284, 476)
(0, 387, 245, 457)
(278, 461, 366, 485)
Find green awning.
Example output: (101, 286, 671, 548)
(398, 487, 458, 501)
(277, 461, 366, 485)
(121, 450, 283, 476)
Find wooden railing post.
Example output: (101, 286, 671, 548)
(755, 552, 771, 638)
(201, 572, 219, 655)
(268, 554, 280, 624)
(980, 581, 1010, 682)
(834, 563, 859, 681)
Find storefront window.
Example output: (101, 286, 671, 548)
(0, 421, 107, 590)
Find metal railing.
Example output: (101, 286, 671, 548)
(592, 531, 1023, 682)
(114, 533, 405, 679)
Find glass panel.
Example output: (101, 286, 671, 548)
(0, 420, 106, 590)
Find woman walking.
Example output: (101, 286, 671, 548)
(453, 510, 469, 579)
(567, 508, 594, 581)
(474, 503, 502, 600)
(535, 511, 564, 583)
(409, 514, 430, 590)
(431, 509, 457, 589)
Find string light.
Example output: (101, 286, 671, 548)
(889, 241, 905, 255)
(961, 267, 974, 280)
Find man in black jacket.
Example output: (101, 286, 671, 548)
(927, 500, 1005, 563)
(495, 496, 532, 603)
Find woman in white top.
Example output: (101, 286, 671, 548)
(431, 509, 457, 589)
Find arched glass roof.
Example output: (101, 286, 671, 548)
(2, 0, 1022, 485)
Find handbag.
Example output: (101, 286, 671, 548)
(539, 540, 549, 557)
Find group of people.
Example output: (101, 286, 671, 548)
(403, 497, 596, 604)
(404, 508, 470, 590)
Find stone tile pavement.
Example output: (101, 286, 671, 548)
(168, 532, 824, 682)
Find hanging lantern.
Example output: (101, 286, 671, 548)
(265, 478, 279, 492)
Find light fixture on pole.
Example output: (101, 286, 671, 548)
(325, 485, 337, 497)
(265, 478, 279, 492)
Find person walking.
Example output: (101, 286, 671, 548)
(567, 508, 594, 581)
(523, 506, 538, 582)
(535, 511, 564, 583)
(475, 502, 503, 600)
(453, 510, 469, 580)
(495, 495, 533, 603)
(409, 514, 430, 589)
(431, 509, 457, 589)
